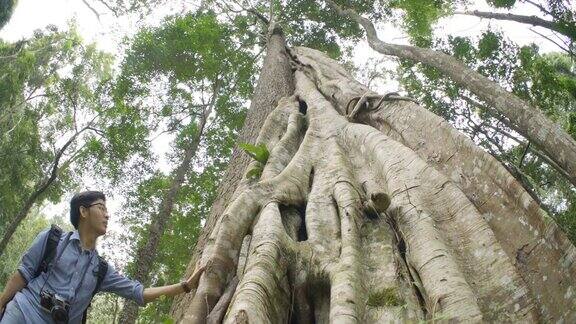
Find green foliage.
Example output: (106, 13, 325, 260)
(86, 11, 256, 186)
(239, 143, 269, 164)
(0, 0, 17, 29)
(513, 48, 576, 126)
(389, 0, 450, 47)
(117, 11, 254, 98)
(477, 31, 500, 59)
(0, 25, 115, 236)
(239, 143, 269, 180)
(486, 0, 516, 8)
(0, 209, 49, 291)
(279, 0, 378, 58)
(548, 2, 576, 41)
(367, 287, 403, 307)
(206, 0, 390, 60)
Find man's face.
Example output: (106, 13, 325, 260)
(83, 199, 109, 236)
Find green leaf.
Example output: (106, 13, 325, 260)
(487, 0, 516, 8)
(239, 143, 269, 164)
(246, 164, 263, 180)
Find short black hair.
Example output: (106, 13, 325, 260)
(70, 191, 106, 229)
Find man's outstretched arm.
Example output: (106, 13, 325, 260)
(143, 262, 205, 303)
(102, 261, 207, 305)
(0, 271, 26, 315)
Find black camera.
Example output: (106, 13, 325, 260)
(40, 289, 70, 323)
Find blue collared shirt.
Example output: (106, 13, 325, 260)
(14, 229, 144, 323)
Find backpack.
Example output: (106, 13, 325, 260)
(35, 224, 108, 324)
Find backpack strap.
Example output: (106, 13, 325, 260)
(82, 255, 108, 324)
(93, 256, 108, 295)
(34, 224, 63, 277)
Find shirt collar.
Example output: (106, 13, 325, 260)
(70, 230, 97, 253)
(70, 230, 81, 241)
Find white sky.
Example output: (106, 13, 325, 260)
(1, 0, 567, 258)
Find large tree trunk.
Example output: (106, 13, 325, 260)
(170, 33, 576, 323)
(170, 23, 295, 322)
(326, 1, 576, 188)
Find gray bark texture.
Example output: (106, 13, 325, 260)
(170, 23, 295, 321)
(454, 10, 576, 42)
(169, 34, 576, 323)
(327, 1, 576, 188)
(454, 10, 562, 36)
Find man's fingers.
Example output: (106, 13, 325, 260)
(195, 259, 213, 274)
(186, 264, 207, 287)
(185, 259, 214, 289)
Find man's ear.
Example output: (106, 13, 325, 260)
(79, 206, 89, 220)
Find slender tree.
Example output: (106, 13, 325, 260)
(118, 89, 216, 324)
(115, 12, 255, 323)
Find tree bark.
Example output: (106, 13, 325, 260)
(174, 29, 576, 323)
(454, 10, 575, 41)
(118, 83, 219, 324)
(294, 46, 576, 322)
(170, 23, 295, 322)
(170, 39, 576, 324)
(326, 0, 576, 188)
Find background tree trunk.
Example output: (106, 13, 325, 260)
(0, 126, 87, 258)
(118, 91, 216, 324)
(170, 34, 576, 323)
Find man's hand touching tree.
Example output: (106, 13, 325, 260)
(142, 262, 207, 303)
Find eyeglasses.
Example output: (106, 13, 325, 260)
(86, 203, 108, 213)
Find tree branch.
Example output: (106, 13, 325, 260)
(217, 0, 269, 25)
(529, 27, 573, 55)
(325, 0, 576, 186)
(453, 10, 571, 39)
(90, 0, 119, 16)
(0, 125, 90, 257)
(519, 141, 530, 167)
(81, 0, 102, 21)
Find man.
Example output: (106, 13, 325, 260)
(0, 191, 205, 323)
